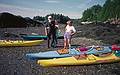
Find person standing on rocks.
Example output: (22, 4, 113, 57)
(45, 16, 57, 48)
(64, 20, 76, 49)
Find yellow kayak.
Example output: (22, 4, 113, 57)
(37, 52, 120, 67)
(0, 40, 44, 47)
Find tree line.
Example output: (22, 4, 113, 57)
(33, 13, 70, 24)
(81, 0, 120, 22)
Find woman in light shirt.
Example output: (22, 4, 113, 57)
(64, 20, 76, 49)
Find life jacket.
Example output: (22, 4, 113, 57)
(47, 21, 56, 33)
(79, 47, 88, 52)
(112, 44, 120, 50)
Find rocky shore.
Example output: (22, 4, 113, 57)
(0, 26, 120, 75)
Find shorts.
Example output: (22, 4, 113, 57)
(64, 32, 71, 39)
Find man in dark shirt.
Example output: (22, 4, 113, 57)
(45, 16, 57, 48)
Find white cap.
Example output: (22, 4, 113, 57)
(48, 16, 52, 19)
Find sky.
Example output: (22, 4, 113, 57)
(0, 0, 106, 19)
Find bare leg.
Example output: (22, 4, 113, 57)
(68, 39, 71, 48)
(64, 38, 67, 49)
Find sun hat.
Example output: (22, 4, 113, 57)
(67, 20, 72, 24)
(48, 16, 52, 19)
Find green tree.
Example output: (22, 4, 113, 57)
(45, 13, 70, 24)
(82, 0, 120, 22)
(81, 5, 102, 22)
(33, 16, 45, 21)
